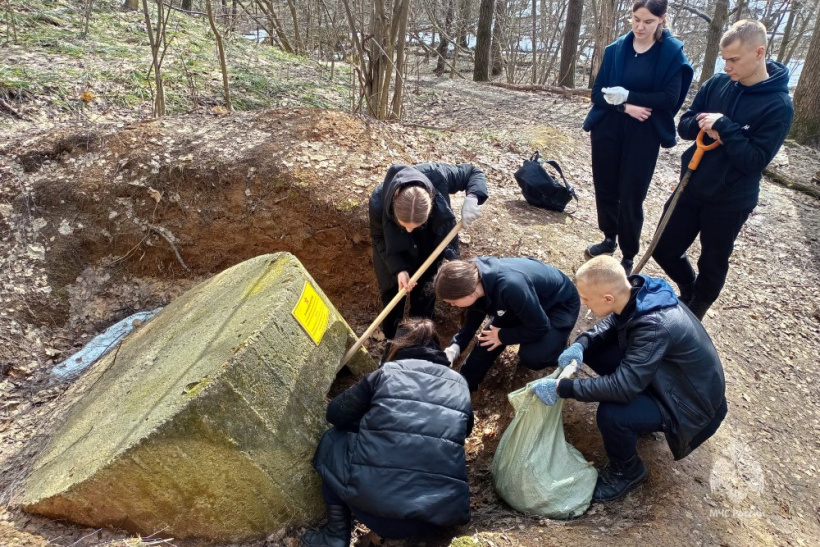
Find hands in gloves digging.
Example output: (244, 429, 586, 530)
(558, 342, 584, 370)
(531, 378, 559, 406)
(444, 343, 461, 365)
(602, 86, 629, 105)
(461, 195, 482, 227)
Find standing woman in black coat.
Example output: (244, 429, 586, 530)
(303, 319, 474, 546)
(370, 163, 488, 339)
(582, 0, 693, 275)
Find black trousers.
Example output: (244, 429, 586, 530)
(584, 341, 664, 463)
(460, 324, 573, 392)
(591, 112, 662, 260)
(652, 194, 752, 306)
(379, 269, 437, 340)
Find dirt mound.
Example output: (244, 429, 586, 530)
(8, 108, 412, 331)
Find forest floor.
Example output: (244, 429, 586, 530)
(2, 20, 820, 547)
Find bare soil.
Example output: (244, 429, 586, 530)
(1, 68, 819, 547)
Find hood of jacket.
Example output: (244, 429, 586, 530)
(381, 165, 436, 223)
(633, 275, 679, 317)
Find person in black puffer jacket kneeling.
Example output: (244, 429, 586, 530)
(303, 319, 474, 546)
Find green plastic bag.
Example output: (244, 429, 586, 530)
(491, 368, 597, 519)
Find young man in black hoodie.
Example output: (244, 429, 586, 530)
(652, 20, 794, 319)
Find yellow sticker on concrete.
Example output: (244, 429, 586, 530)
(291, 281, 329, 345)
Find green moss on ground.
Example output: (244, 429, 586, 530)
(0, 0, 351, 117)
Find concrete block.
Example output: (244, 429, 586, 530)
(22, 253, 375, 542)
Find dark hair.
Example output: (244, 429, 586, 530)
(633, 0, 667, 42)
(384, 318, 440, 362)
(434, 260, 481, 300)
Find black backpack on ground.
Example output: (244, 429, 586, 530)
(514, 152, 578, 213)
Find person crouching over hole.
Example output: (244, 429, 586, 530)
(369, 163, 489, 340)
(304, 318, 473, 547)
(433, 257, 580, 392)
(530, 255, 727, 503)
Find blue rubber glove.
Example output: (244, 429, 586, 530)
(531, 378, 559, 406)
(558, 342, 584, 369)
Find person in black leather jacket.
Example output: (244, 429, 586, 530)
(370, 163, 489, 339)
(303, 319, 473, 547)
(531, 256, 726, 503)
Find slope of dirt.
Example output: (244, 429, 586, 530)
(1, 70, 819, 547)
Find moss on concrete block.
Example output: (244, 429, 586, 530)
(22, 252, 375, 542)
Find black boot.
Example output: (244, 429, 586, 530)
(301, 504, 351, 547)
(585, 237, 618, 258)
(592, 455, 648, 503)
(687, 297, 712, 321)
(677, 282, 695, 306)
(620, 257, 634, 276)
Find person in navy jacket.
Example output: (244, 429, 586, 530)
(433, 257, 580, 392)
(369, 163, 489, 339)
(582, 0, 693, 275)
(304, 319, 473, 546)
(652, 20, 794, 319)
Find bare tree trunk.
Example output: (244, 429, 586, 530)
(142, 0, 168, 117)
(699, 0, 730, 85)
(531, 0, 537, 83)
(389, 0, 411, 119)
(451, 0, 469, 79)
(557, 0, 583, 87)
(435, 0, 455, 76)
(286, 0, 303, 55)
(473, 0, 495, 81)
(205, 0, 232, 112)
(777, 1, 798, 63)
(589, 0, 616, 88)
(734, 0, 747, 22)
(491, 0, 505, 76)
(791, 15, 820, 145)
(253, 0, 294, 54)
(83, 0, 93, 36)
(785, 0, 820, 64)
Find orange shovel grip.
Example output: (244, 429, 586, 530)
(687, 130, 721, 170)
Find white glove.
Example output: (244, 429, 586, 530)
(444, 343, 461, 365)
(460, 195, 482, 227)
(602, 86, 629, 105)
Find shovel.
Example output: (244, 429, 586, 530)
(341, 220, 463, 366)
(633, 130, 720, 275)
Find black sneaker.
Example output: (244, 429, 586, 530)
(592, 455, 648, 502)
(621, 258, 634, 276)
(585, 237, 617, 258)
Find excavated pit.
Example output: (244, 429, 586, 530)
(13, 107, 462, 369)
(16, 110, 387, 338)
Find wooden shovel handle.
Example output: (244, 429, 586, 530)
(340, 221, 463, 366)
